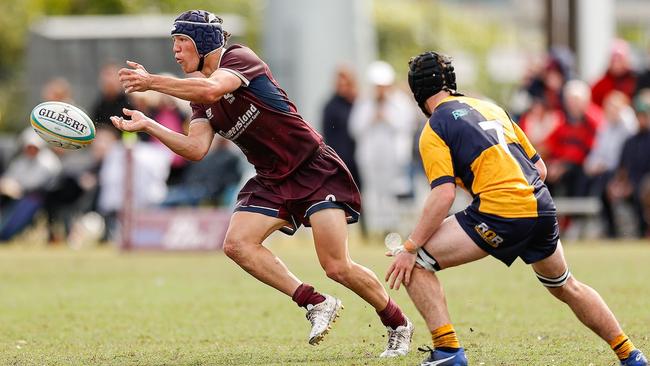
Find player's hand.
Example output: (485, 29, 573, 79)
(110, 108, 152, 132)
(384, 247, 404, 257)
(118, 60, 152, 93)
(385, 251, 417, 291)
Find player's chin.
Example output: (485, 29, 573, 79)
(176, 60, 189, 72)
(179, 62, 198, 74)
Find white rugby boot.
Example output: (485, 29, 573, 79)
(305, 294, 343, 345)
(379, 317, 414, 357)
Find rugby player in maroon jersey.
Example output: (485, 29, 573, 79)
(111, 9, 413, 357)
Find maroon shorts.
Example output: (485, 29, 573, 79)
(234, 145, 362, 235)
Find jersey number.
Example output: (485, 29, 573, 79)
(478, 120, 513, 157)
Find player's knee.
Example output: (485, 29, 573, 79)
(322, 260, 352, 283)
(405, 265, 426, 289)
(222, 236, 250, 262)
(536, 268, 577, 300)
(548, 277, 584, 303)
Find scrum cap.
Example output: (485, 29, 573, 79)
(171, 10, 225, 71)
(408, 51, 461, 116)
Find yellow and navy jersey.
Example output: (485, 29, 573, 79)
(419, 95, 556, 218)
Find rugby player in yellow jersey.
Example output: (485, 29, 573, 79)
(385, 51, 647, 366)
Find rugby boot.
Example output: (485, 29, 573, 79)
(621, 350, 648, 366)
(379, 317, 414, 357)
(418, 345, 468, 366)
(306, 294, 343, 345)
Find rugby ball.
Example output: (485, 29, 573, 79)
(30, 101, 95, 150)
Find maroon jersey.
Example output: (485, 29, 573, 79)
(191, 44, 323, 180)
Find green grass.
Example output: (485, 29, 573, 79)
(0, 234, 648, 365)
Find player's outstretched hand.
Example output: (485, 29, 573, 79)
(110, 108, 151, 132)
(385, 251, 417, 291)
(118, 60, 152, 93)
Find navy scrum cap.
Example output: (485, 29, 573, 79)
(172, 10, 225, 71)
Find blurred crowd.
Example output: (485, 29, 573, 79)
(0, 63, 244, 245)
(322, 61, 421, 240)
(510, 41, 650, 239)
(322, 39, 650, 241)
(2, 38, 650, 246)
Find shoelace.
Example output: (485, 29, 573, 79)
(306, 304, 329, 328)
(386, 327, 409, 350)
(418, 345, 435, 354)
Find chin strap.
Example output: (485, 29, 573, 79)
(196, 56, 205, 72)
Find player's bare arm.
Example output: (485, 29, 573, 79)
(535, 158, 547, 182)
(385, 182, 455, 290)
(110, 108, 214, 161)
(118, 61, 242, 104)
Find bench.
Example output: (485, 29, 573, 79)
(553, 197, 602, 239)
(554, 197, 602, 216)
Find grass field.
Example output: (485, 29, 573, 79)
(0, 233, 648, 366)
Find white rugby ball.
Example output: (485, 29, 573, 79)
(30, 101, 95, 150)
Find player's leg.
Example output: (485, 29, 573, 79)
(311, 208, 387, 307)
(532, 240, 647, 365)
(225, 208, 337, 346)
(405, 214, 487, 366)
(222, 211, 302, 296)
(309, 208, 413, 356)
(407, 214, 487, 330)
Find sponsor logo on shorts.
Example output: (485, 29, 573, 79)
(474, 222, 503, 248)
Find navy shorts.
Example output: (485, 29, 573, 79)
(235, 145, 361, 235)
(455, 207, 559, 266)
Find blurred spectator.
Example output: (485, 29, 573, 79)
(149, 91, 190, 185)
(517, 98, 563, 159)
(584, 91, 638, 237)
(162, 136, 242, 207)
(584, 91, 638, 184)
(635, 45, 650, 97)
(322, 65, 360, 188)
(591, 39, 637, 107)
(91, 63, 133, 136)
(96, 130, 171, 241)
(608, 90, 650, 237)
(545, 80, 602, 197)
(127, 90, 160, 143)
(508, 55, 546, 119)
(515, 48, 574, 161)
(349, 61, 417, 235)
(0, 129, 61, 242)
(41, 77, 74, 103)
(43, 146, 98, 244)
(526, 47, 575, 112)
(636, 69, 650, 98)
(321, 65, 366, 236)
